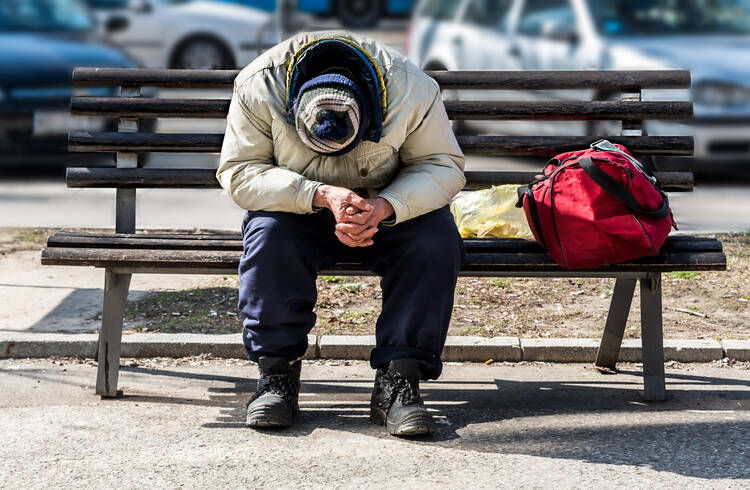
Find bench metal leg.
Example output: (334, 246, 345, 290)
(96, 269, 131, 398)
(640, 273, 666, 401)
(595, 278, 637, 373)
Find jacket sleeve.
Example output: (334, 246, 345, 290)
(376, 85, 466, 225)
(216, 82, 321, 213)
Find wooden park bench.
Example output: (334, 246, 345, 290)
(41, 68, 726, 401)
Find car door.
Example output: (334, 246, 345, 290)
(512, 0, 593, 134)
(409, 0, 470, 70)
(456, 0, 518, 72)
(451, 0, 523, 135)
(514, 0, 581, 70)
(104, 0, 165, 68)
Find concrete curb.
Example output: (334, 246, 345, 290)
(521, 338, 601, 362)
(1, 332, 747, 362)
(442, 336, 521, 362)
(0, 333, 317, 360)
(722, 340, 750, 361)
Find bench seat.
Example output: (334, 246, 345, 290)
(42, 232, 726, 275)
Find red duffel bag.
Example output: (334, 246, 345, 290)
(516, 139, 677, 270)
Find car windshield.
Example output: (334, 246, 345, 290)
(587, 0, 750, 36)
(0, 0, 93, 32)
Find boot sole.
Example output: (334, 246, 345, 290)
(246, 400, 298, 428)
(388, 412, 435, 436)
(370, 406, 435, 436)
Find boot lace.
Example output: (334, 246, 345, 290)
(248, 372, 298, 405)
(380, 373, 421, 411)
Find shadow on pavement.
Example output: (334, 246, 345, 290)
(109, 364, 750, 479)
(22, 287, 150, 333)
(4, 362, 747, 478)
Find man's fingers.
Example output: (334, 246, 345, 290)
(338, 211, 371, 225)
(334, 230, 355, 247)
(335, 230, 374, 248)
(346, 193, 373, 212)
(347, 226, 378, 241)
(335, 230, 367, 248)
(335, 222, 367, 235)
(335, 222, 378, 239)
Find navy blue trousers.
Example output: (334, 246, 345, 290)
(238, 206, 464, 380)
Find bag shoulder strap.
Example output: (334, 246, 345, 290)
(579, 157, 670, 219)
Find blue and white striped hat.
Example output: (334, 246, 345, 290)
(292, 74, 369, 156)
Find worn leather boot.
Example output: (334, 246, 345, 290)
(246, 357, 301, 428)
(370, 358, 435, 436)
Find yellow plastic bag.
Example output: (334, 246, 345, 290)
(450, 185, 533, 239)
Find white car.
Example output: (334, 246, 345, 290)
(408, 0, 750, 170)
(91, 0, 276, 69)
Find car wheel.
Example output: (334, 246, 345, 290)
(336, 0, 382, 28)
(173, 38, 233, 70)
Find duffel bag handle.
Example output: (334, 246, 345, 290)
(590, 139, 659, 187)
(579, 157, 670, 220)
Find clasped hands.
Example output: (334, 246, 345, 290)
(312, 184, 394, 247)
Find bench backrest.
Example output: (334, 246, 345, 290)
(66, 68, 694, 233)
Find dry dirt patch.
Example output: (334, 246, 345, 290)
(121, 233, 749, 340)
(0, 228, 53, 256)
(3, 228, 747, 339)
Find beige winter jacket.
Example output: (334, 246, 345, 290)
(217, 30, 465, 225)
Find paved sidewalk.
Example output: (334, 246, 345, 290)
(0, 250, 218, 333)
(1, 359, 748, 488)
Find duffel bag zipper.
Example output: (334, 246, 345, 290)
(632, 214, 659, 254)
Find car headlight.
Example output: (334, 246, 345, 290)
(692, 81, 750, 108)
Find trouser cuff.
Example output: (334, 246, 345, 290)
(369, 346, 443, 380)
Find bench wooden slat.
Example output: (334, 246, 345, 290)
(67, 132, 695, 156)
(71, 97, 693, 121)
(51, 230, 722, 244)
(459, 135, 694, 156)
(429, 70, 692, 90)
(45, 233, 722, 254)
(73, 68, 239, 88)
(463, 170, 693, 192)
(447, 101, 692, 120)
(72, 68, 691, 90)
(39, 246, 726, 272)
(71, 97, 231, 118)
(64, 167, 695, 192)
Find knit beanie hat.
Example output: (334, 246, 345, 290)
(293, 73, 369, 156)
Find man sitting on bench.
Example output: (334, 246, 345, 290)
(217, 31, 465, 436)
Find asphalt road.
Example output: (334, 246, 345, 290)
(1, 359, 748, 488)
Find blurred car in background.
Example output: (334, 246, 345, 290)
(409, 0, 750, 171)
(212, 0, 413, 28)
(88, 0, 276, 69)
(0, 0, 136, 168)
(295, 0, 414, 27)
